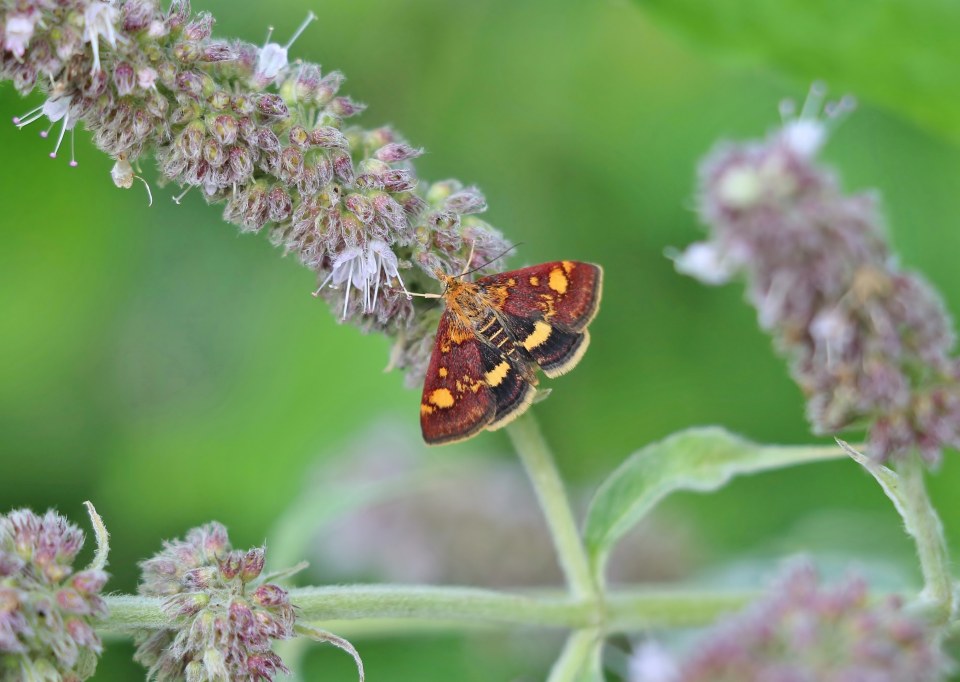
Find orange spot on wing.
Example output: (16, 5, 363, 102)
(429, 388, 455, 408)
(548, 268, 568, 294)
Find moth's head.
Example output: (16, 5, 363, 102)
(434, 268, 458, 294)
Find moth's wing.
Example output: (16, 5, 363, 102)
(420, 311, 496, 445)
(476, 339, 538, 431)
(479, 261, 603, 332)
(478, 261, 603, 378)
(501, 315, 591, 379)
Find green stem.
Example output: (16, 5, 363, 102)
(99, 586, 755, 635)
(896, 457, 955, 624)
(839, 441, 955, 625)
(506, 411, 597, 601)
(547, 629, 603, 682)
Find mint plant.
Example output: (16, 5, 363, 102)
(1, 1, 957, 680)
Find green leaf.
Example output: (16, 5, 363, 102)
(635, 0, 960, 145)
(584, 427, 845, 580)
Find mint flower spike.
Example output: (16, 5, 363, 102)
(1, 0, 511, 387)
(677, 84, 960, 465)
(0, 507, 110, 682)
(134, 521, 348, 682)
(677, 561, 950, 682)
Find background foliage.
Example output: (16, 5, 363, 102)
(1, 0, 958, 678)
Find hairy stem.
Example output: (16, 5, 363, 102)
(896, 457, 955, 624)
(548, 629, 603, 682)
(506, 411, 597, 601)
(99, 586, 756, 636)
(840, 441, 955, 624)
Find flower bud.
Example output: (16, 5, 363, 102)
(131, 108, 151, 139)
(171, 100, 201, 126)
(56, 588, 90, 614)
(267, 186, 292, 222)
(365, 126, 395, 148)
(346, 193, 375, 224)
(178, 120, 206, 160)
(375, 142, 423, 163)
(240, 548, 265, 583)
(173, 41, 202, 63)
(445, 187, 487, 214)
(166, 0, 191, 32)
(175, 70, 205, 97)
(202, 138, 226, 167)
(202, 42, 235, 63)
(279, 146, 304, 182)
(209, 114, 237, 145)
(122, 0, 155, 33)
(71, 570, 108, 595)
(288, 125, 309, 147)
(291, 64, 322, 101)
(309, 126, 348, 149)
(315, 156, 334, 188)
(218, 551, 242, 581)
(182, 566, 217, 590)
(256, 93, 288, 119)
(184, 12, 213, 41)
(224, 182, 270, 232)
(314, 71, 345, 105)
(254, 127, 281, 154)
(252, 584, 288, 608)
(383, 169, 416, 192)
(229, 93, 254, 116)
(226, 145, 254, 184)
(113, 62, 136, 97)
(332, 151, 354, 184)
(330, 96, 365, 118)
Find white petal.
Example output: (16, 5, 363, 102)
(41, 97, 71, 123)
(781, 119, 826, 159)
(257, 43, 288, 80)
(673, 241, 735, 285)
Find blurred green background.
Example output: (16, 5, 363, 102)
(1, 0, 959, 679)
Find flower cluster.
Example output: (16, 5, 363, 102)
(677, 87, 960, 464)
(1, 0, 510, 385)
(674, 562, 947, 682)
(134, 522, 295, 682)
(0, 509, 108, 681)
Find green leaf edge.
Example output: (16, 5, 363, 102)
(583, 426, 846, 581)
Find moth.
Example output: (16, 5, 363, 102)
(411, 260, 603, 445)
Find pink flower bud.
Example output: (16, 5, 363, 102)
(267, 186, 292, 221)
(256, 94, 288, 119)
(309, 126, 348, 149)
(112, 62, 135, 96)
(252, 584, 288, 608)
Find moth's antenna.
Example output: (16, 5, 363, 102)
(460, 242, 522, 278)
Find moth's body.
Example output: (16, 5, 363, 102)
(420, 261, 603, 445)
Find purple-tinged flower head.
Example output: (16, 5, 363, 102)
(0, 509, 108, 681)
(677, 85, 960, 465)
(2, 0, 512, 387)
(677, 562, 949, 682)
(134, 522, 295, 682)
